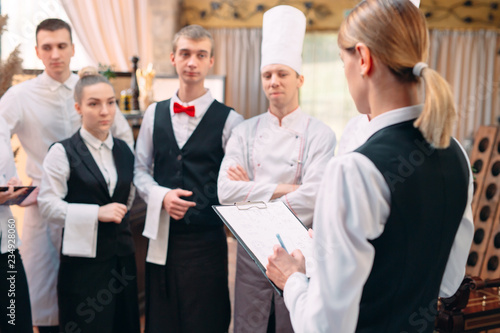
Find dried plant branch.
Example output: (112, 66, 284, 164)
(0, 45, 23, 97)
(0, 15, 7, 34)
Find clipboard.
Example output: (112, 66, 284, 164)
(213, 201, 313, 296)
(0, 186, 36, 205)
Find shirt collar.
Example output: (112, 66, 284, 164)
(170, 89, 214, 119)
(40, 71, 78, 92)
(266, 106, 306, 130)
(79, 127, 114, 151)
(364, 104, 424, 140)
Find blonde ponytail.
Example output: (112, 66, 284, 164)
(413, 68, 456, 148)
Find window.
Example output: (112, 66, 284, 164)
(0, 0, 94, 70)
(301, 32, 359, 144)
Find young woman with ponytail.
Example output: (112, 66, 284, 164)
(266, 1, 474, 332)
(38, 68, 140, 333)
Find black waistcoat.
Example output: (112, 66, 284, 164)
(59, 131, 135, 262)
(354, 120, 469, 333)
(153, 99, 230, 233)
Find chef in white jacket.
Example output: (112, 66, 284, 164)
(0, 19, 133, 332)
(217, 6, 336, 332)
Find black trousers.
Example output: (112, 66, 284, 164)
(145, 226, 231, 333)
(0, 249, 32, 333)
(57, 254, 140, 333)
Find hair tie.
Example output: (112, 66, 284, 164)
(78, 66, 99, 78)
(412, 62, 428, 77)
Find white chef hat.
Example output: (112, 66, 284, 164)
(260, 5, 306, 75)
(409, 0, 420, 7)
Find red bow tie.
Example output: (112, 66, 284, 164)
(173, 102, 195, 117)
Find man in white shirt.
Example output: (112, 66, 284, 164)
(134, 25, 243, 332)
(0, 19, 133, 332)
(217, 6, 336, 332)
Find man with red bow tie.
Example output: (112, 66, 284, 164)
(134, 24, 243, 333)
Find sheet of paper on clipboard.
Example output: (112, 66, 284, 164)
(212, 201, 313, 295)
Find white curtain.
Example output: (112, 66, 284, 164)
(60, 0, 152, 72)
(209, 28, 267, 119)
(429, 29, 499, 144)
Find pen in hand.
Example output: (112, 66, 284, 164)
(276, 233, 288, 253)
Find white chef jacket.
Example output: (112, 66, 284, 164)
(38, 128, 135, 258)
(0, 116, 21, 253)
(217, 107, 337, 226)
(0, 71, 134, 326)
(282, 106, 474, 333)
(134, 89, 244, 265)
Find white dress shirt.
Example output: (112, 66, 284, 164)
(218, 108, 336, 226)
(0, 71, 134, 326)
(134, 89, 244, 265)
(0, 117, 21, 253)
(337, 114, 370, 156)
(38, 128, 134, 258)
(282, 106, 474, 333)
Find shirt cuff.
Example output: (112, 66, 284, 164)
(62, 204, 99, 258)
(284, 272, 309, 308)
(143, 185, 170, 240)
(245, 183, 277, 202)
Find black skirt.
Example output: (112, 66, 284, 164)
(57, 253, 140, 333)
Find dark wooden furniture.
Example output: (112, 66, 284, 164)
(436, 276, 500, 332)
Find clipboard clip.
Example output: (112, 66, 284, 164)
(235, 201, 267, 210)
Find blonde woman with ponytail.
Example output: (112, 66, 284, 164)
(38, 68, 140, 333)
(266, 1, 474, 332)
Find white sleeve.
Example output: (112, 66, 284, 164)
(133, 103, 171, 203)
(111, 106, 135, 150)
(0, 86, 23, 134)
(133, 104, 171, 240)
(283, 153, 390, 332)
(439, 140, 474, 297)
(218, 126, 277, 204)
(38, 143, 99, 258)
(280, 126, 336, 227)
(221, 110, 244, 151)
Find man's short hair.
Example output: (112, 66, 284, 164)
(36, 18, 72, 44)
(172, 24, 214, 57)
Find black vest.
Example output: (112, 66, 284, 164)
(59, 131, 135, 262)
(153, 99, 230, 233)
(354, 120, 469, 333)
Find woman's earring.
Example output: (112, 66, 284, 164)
(360, 72, 364, 79)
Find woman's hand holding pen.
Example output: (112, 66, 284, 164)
(266, 245, 306, 290)
(98, 203, 127, 224)
(266, 228, 313, 290)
